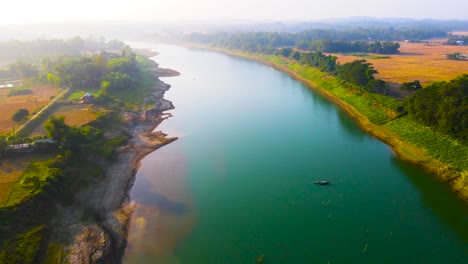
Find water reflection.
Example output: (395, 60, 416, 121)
(391, 157, 468, 245)
(132, 177, 189, 215)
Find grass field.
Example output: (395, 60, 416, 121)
(66, 87, 101, 100)
(0, 154, 55, 207)
(333, 40, 468, 84)
(30, 104, 101, 136)
(0, 86, 60, 135)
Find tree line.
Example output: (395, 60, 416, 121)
(404, 74, 468, 140)
(0, 37, 125, 64)
(298, 40, 400, 54)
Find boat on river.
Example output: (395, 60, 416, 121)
(314, 181, 331, 185)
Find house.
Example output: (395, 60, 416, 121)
(80, 93, 95, 104)
(456, 40, 465, 45)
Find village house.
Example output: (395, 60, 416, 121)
(80, 93, 95, 104)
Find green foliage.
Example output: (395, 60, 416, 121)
(336, 59, 378, 87)
(446, 35, 468, 45)
(44, 116, 69, 141)
(404, 74, 468, 140)
(12, 109, 29, 122)
(297, 50, 337, 73)
(367, 79, 389, 95)
(298, 40, 400, 54)
(5, 61, 38, 79)
(0, 226, 45, 264)
(367, 41, 400, 54)
(7, 88, 33, 97)
(188, 28, 446, 51)
(400, 80, 422, 91)
(106, 57, 138, 77)
(385, 117, 468, 171)
(0, 37, 126, 61)
(46, 73, 61, 86)
(101, 72, 131, 94)
(446, 52, 467, 60)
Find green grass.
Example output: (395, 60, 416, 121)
(0, 226, 45, 264)
(347, 53, 391, 59)
(67, 87, 101, 100)
(44, 243, 69, 264)
(385, 117, 468, 172)
(4, 157, 56, 207)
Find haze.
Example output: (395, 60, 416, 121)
(1, 0, 467, 24)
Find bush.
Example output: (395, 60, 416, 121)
(7, 89, 33, 97)
(12, 109, 29, 122)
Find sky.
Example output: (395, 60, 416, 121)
(1, 0, 467, 24)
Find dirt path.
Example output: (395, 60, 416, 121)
(16, 88, 69, 134)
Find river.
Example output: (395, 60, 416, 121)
(123, 43, 468, 263)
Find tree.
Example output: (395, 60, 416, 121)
(336, 60, 378, 87)
(7, 61, 38, 78)
(367, 79, 389, 94)
(400, 80, 422, 91)
(12, 109, 29, 122)
(44, 116, 70, 141)
(403, 74, 468, 139)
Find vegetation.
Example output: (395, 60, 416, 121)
(446, 52, 467, 60)
(404, 74, 468, 140)
(186, 28, 446, 49)
(12, 109, 29, 122)
(7, 88, 33, 97)
(299, 40, 400, 54)
(0, 37, 125, 62)
(0, 226, 45, 264)
(400, 80, 423, 91)
(0, 41, 158, 262)
(446, 35, 468, 45)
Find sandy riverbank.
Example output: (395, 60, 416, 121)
(177, 42, 467, 202)
(49, 63, 181, 263)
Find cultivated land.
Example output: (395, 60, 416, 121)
(30, 104, 101, 136)
(0, 86, 60, 135)
(0, 154, 55, 207)
(333, 40, 468, 85)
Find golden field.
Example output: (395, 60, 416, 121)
(0, 86, 60, 135)
(30, 104, 100, 136)
(333, 40, 468, 85)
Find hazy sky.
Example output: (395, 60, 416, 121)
(1, 0, 466, 24)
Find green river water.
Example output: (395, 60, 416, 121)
(123, 43, 468, 264)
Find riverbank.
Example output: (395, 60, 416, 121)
(178, 42, 468, 202)
(48, 60, 180, 263)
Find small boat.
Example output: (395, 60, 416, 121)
(257, 254, 264, 263)
(314, 181, 331, 185)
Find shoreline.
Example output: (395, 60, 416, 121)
(177, 42, 467, 202)
(50, 60, 180, 262)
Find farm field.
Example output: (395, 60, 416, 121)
(0, 86, 60, 135)
(30, 104, 101, 136)
(333, 40, 468, 84)
(0, 154, 55, 208)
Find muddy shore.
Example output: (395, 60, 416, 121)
(49, 62, 180, 263)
